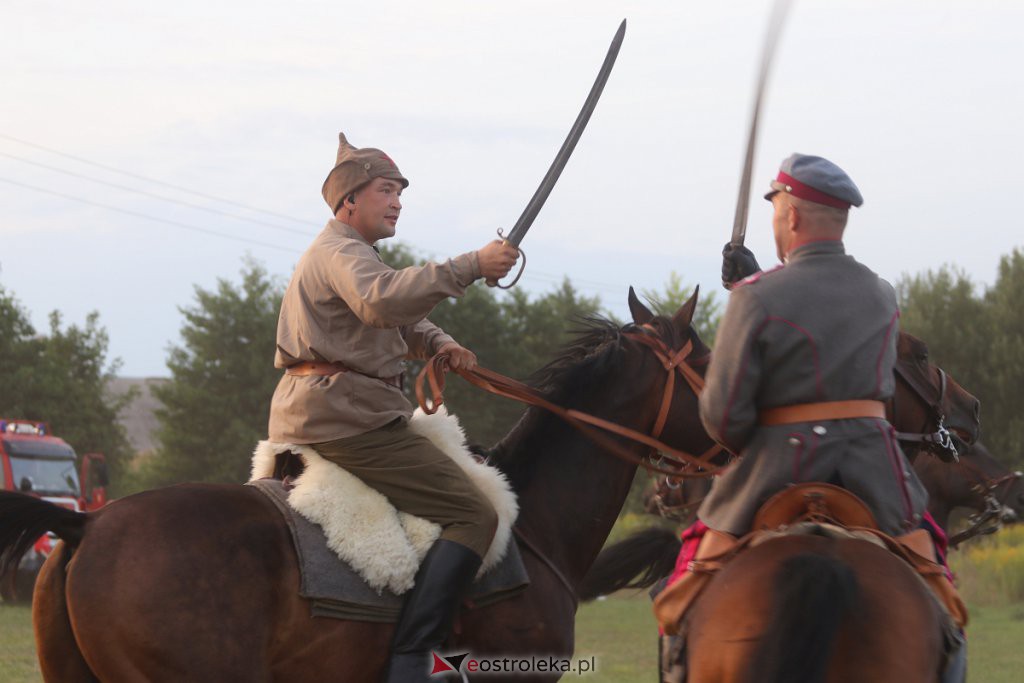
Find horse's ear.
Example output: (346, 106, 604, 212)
(672, 285, 700, 332)
(628, 286, 654, 325)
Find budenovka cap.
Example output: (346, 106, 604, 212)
(322, 132, 409, 214)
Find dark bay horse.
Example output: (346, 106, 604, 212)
(0, 289, 715, 682)
(641, 331, 980, 525)
(914, 441, 1023, 547)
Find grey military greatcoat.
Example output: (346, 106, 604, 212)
(697, 240, 928, 536)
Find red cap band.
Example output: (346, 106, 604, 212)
(776, 172, 851, 209)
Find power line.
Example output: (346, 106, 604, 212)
(0, 133, 630, 293)
(0, 151, 313, 236)
(0, 176, 302, 254)
(0, 132, 312, 225)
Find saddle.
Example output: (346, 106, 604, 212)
(653, 483, 968, 635)
(246, 407, 530, 621)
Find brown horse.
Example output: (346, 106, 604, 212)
(0, 289, 716, 682)
(685, 534, 945, 683)
(914, 441, 1023, 547)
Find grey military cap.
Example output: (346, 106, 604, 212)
(764, 153, 863, 209)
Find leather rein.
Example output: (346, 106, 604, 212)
(415, 324, 727, 479)
(946, 455, 1022, 548)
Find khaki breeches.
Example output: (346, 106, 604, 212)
(312, 419, 498, 558)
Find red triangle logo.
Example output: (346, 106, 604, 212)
(430, 652, 455, 674)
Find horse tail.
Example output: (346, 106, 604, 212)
(579, 527, 681, 601)
(749, 552, 859, 683)
(0, 491, 87, 577)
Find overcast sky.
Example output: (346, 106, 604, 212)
(2, 0, 1021, 377)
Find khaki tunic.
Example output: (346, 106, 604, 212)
(697, 241, 928, 536)
(268, 220, 481, 443)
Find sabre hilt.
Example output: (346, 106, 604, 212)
(485, 229, 526, 289)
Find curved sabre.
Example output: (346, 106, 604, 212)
(504, 19, 626, 249)
(731, 0, 794, 247)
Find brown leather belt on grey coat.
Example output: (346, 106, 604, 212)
(758, 400, 886, 426)
(285, 361, 404, 390)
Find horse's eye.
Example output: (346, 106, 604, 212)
(916, 352, 929, 363)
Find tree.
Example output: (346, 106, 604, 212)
(142, 259, 283, 488)
(980, 249, 1024, 463)
(421, 278, 604, 446)
(897, 251, 1024, 468)
(0, 283, 134, 487)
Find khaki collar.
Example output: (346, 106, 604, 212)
(326, 219, 371, 246)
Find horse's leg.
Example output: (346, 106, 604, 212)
(33, 542, 98, 683)
(453, 571, 577, 682)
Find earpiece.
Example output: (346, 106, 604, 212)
(347, 193, 356, 205)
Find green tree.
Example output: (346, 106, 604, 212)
(142, 259, 283, 487)
(0, 283, 134, 488)
(897, 251, 1024, 468)
(981, 249, 1024, 464)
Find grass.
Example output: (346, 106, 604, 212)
(0, 604, 41, 683)
(574, 593, 1024, 682)
(2, 593, 1022, 681)
(952, 525, 1024, 605)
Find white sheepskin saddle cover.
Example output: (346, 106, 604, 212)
(250, 407, 518, 595)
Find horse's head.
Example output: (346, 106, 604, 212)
(953, 442, 1024, 524)
(915, 440, 1023, 547)
(893, 333, 981, 462)
(620, 286, 720, 470)
(494, 285, 716, 494)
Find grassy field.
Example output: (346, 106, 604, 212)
(3, 594, 1022, 681)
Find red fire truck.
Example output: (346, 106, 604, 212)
(0, 418, 109, 601)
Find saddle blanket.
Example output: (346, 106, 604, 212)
(250, 478, 530, 622)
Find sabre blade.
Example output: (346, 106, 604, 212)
(731, 0, 793, 247)
(504, 18, 627, 248)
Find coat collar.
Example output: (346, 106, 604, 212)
(787, 239, 845, 263)
(326, 219, 371, 246)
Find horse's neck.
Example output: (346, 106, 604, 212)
(925, 466, 964, 531)
(499, 413, 641, 585)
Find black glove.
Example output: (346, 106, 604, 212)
(721, 242, 761, 289)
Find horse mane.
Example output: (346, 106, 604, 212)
(528, 316, 624, 402)
(487, 314, 688, 491)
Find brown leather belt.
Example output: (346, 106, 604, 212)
(285, 361, 404, 390)
(758, 400, 886, 426)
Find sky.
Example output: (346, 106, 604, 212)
(2, 0, 1022, 377)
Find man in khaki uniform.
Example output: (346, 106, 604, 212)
(268, 132, 519, 682)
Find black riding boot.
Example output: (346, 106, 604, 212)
(384, 539, 482, 683)
(941, 638, 967, 683)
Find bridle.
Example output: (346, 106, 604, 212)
(415, 322, 726, 478)
(648, 475, 708, 522)
(946, 455, 1023, 548)
(891, 363, 961, 463)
